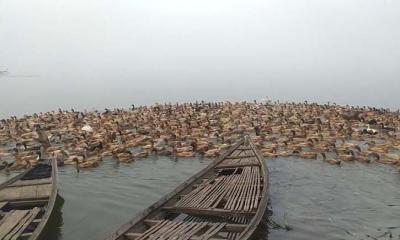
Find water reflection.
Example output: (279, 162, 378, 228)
(267, 157, 400, 240)
(40, 195, 65, 240)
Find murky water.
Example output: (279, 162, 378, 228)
(1, 156, 399, 240)
(268, 157, 400, 240)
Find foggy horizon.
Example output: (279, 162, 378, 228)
(1, 0, 400, 118)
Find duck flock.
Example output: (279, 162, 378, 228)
(0, 101, 400, 173)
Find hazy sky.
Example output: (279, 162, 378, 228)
(0, 0, 399, 118)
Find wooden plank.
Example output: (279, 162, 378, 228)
(236, 147, 252, 151)
(254, 166, 261, 209)
(6, 207, 40, 240)
(225, 167, 248, 210)
(143, 220, 247, 233)
(248, 167, 257, 211)
(199, 223, 226, 240)
(20, 232, 33, 238)
(3, 211, 33, 240)
(170, 222, 196, 239)
(151, 221, 177, 239)
(224, 155, 255, 160)
(233, 167, 251, 211)
(36, 184, 52, 198)
(243, 167, 254, 212)
(148, 220, 178, 239)
(0, 211, 15, 229)
(0, 183, 51, 202)
(0, 210, 29, 239)
(7, 179, 52, 188)
(8, 199, 48, 208)
(223, 152, 248, 211)
(211, 169, 238, 208)
(162, 221, 189, 239)
(198, 176, 231, 209)
(176, 181, 209, 207)
(125, 232, 141, 240)
(162, 206, 256, 218)
(0, 186, 35, 202)
(215, 162, 260, 169)
(179, 222, 208, 240)
(134, 220, 169, 240)
(0, 202, 7, 210)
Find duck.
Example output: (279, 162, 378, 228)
(133, 150, 149, 159)
(115, 151, 134, 163)
(336, 150, 355, 161)
(362, 125, 378, 135)
(299, 151, 318, 159)
(175, 151, 194, 158)
(321, 153, 341, 165)
(203, 148, 219, 158)
(384, 153, 400, 161)
(71, 157, 99, 170)
(262, 148, 278, 158)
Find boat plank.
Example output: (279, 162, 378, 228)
(225, 167, 247, 210)
(0, 210, 29, 239)
(178, 222, 208, 240)
(153, 221, 180, 240)
(224, 155, 255, 160)
(162, 206, 256, 218)
(234, 167, 251, 211)
(7, 179, 52, 188)
(0, 202, 7, 210)
(6, 207, 40, 240)
(134, 220, 168, 240)
(143, 220, 247, 233)
(199, 223, 226, 240)
(149, 221, 179, 240)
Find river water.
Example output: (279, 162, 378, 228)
(1, 156, 398, 240)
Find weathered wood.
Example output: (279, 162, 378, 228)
(0, 159, 58, 240)
(0, 210, 29, 239)
(124, 232, 141, 240)
(143, 220, 247, 233)
(162, 206, 256, 217)
(7, 199, 48, 208)
(0, 202, 7, 210)
(5, 207, 40, 240)
(215, 162, 259, 169)
(0, 184, 51, 202)
(224, 155, 255, 160)
(20, 232, 33, 238)
(236, 147, 252, 151)
(7, 179, 52, 188)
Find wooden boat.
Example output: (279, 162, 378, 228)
(0, 159, 58, 240)
(106, 136, 269, 240)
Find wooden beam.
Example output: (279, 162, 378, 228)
(7, 180, 52, 188)
(215, 162, 260, 169)
(125, 231, 228, 240)
(224, 155, 255, 159)
(7, 199, 48, 208)
(125, 232, 141, 240)
(162, 206, 256, 218)
(0, 202, 8, 209)
(237, 147, 252, 151)
(20, 232, 33, 238)
(143, 219, 247, 233)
